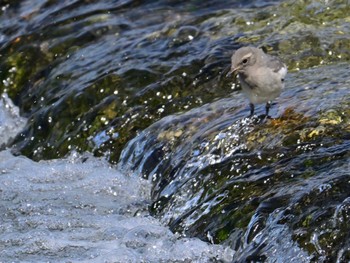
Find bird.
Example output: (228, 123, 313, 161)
(227, 46, 287, 116)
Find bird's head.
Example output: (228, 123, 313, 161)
(227, 47, 259, 77)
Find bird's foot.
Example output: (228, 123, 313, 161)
(248, 103, 255, 118)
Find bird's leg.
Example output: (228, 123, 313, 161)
(250, 103, 255, 116)
(265, 101, 271, 117)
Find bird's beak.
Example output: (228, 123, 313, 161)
(226, 66, 240, 77)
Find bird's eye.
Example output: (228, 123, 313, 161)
(242, 58, 248, 64)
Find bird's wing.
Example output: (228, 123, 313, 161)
(266, 56, 287, 73)
(267, 56, 287, 72)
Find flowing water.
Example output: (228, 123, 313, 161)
(0, 94, 232, 262)
(0, 0, 349, 262)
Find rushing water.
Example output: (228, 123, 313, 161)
(0, 96, 232, 262)
(0, 0, 350, 262)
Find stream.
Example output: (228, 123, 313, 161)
(0, 0, 349, 262)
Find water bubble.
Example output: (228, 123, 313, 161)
(9, 67, 16, 73)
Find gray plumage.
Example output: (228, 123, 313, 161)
(228, 46, 287, 116)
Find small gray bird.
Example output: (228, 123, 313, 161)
(227, 46, 287, 116)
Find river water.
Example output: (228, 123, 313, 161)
(0, 94, 232, 262)
(0, 0, 349, 262)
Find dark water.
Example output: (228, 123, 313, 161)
(0, 0, 350, 262)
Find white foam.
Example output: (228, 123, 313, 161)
(0, 150, 233, 262)
(0, 93, 27, 147)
